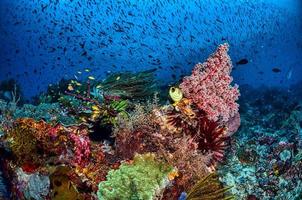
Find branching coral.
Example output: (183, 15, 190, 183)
(97, 153, 174, 200)
(179, 43, 240, 123)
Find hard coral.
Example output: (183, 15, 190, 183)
(179, 43, 240, 122)
(50, 166, 83, 200)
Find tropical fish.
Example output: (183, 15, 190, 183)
(67, 84, 74, 91)
(88, 76, 95, 80)
(272, 68, 281, 73)
(169, 87, 183, 103)
(286, 68, 293, 80)
(75, 81, 82, 86)
(236, 58, 248, 65)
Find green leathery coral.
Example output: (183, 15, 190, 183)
(97, 153, 173, 200)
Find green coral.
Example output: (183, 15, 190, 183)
(97, 153, 173, 200)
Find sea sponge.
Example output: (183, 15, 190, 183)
(97, 153, 174, 200)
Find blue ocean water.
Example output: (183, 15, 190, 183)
(0, 0, 302, 200)
(0, 0, 301, 99)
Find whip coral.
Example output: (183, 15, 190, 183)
(179, 43, 240, 122)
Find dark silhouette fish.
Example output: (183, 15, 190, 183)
(272, 68, 281, 73)
(236, 59, 248, 65)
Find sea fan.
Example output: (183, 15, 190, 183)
(195, 117, 228, 165)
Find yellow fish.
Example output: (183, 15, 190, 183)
(85, 68, 90, 72)
(96, 85, 102, 89)
(67, 84, 74, 91)
(91, 105, 100, 111)
(75, 81, 82, 86)
(169, 87, 183, 103)
(88, 76, 95, 80)
(116, 76, 120, 80)
(167, 170, 179, 181)
(77, 71, 82, 74)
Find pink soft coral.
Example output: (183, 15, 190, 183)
(179, 43, 240, 122)
(70, 132, 91, 167)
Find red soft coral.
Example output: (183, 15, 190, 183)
(69, 132, 91, 167)
(179, 43, 240, 122)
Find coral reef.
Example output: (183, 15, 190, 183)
(0, 44, 241, 200)
(218, 86, 302, 199)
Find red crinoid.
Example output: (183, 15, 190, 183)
(165, 108, 205, 135)
(166, 110, 193, 134)
(194, 117, 228, 165)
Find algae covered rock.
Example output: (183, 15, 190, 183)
(97, 153, 174, 200)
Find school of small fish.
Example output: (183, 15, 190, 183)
(0, 0, 301, 98)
